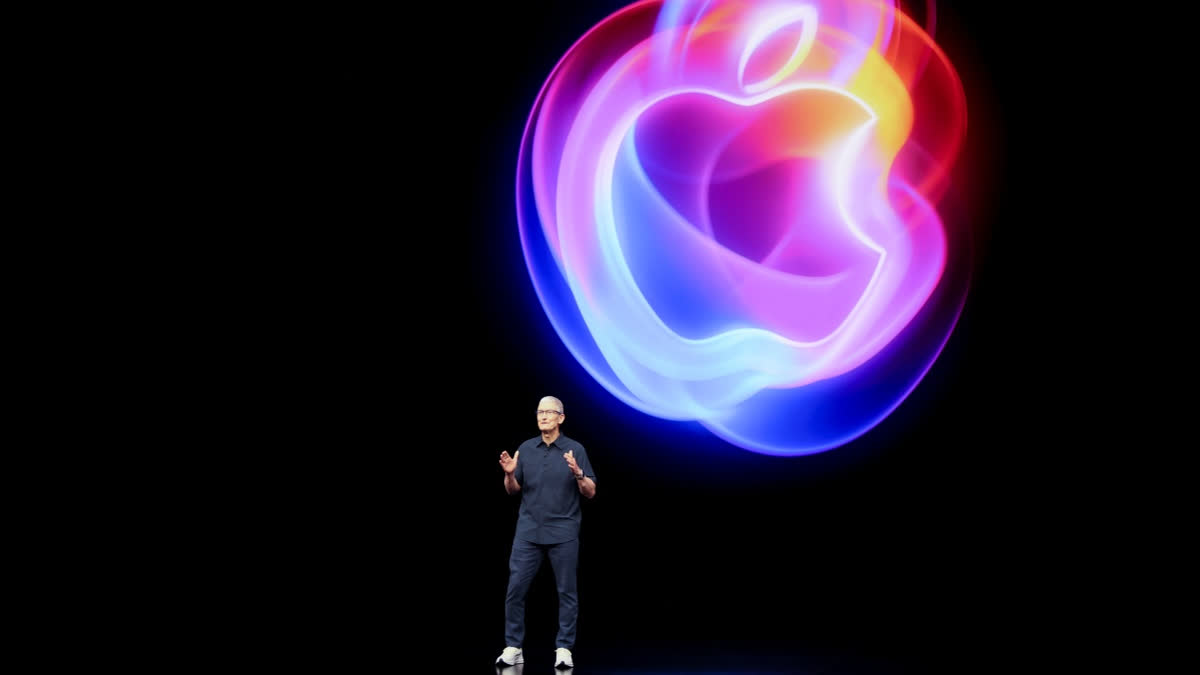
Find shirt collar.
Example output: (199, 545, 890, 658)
(537, 433, 570, 449)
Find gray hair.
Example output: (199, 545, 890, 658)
(540, 396, 564, 414)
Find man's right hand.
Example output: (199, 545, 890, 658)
(499, 450, 519, 474)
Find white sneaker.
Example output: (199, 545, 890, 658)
(496, 646, 524, 665)
(554, 647, 574, 668)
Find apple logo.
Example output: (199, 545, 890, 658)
(518, 0, 969, 454)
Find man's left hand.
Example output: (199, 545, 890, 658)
(564, 450, 582, 477)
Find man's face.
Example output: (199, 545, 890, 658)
(536, 398, 564, 433)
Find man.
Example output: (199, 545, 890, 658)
(496, 396, 597, 669)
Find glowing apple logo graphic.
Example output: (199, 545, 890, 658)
(517, 0, 969, 455)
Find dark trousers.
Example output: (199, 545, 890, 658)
(504, 536, 579, 649)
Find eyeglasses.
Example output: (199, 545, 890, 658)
(537, 410, 563, 416)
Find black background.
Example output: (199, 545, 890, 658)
(284, 1, 1086, 671)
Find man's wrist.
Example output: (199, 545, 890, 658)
(574, 472, 585, 480)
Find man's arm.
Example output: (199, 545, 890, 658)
(565, 449, 596, 499)
(499, 450, 521, 494)
(574, 474, 595, 499)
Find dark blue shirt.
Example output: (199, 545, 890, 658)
(513, 434, 596, 544)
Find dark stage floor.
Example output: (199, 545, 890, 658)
(473, 638, 982, 674)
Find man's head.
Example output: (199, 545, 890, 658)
(537, 396, 565, 434)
